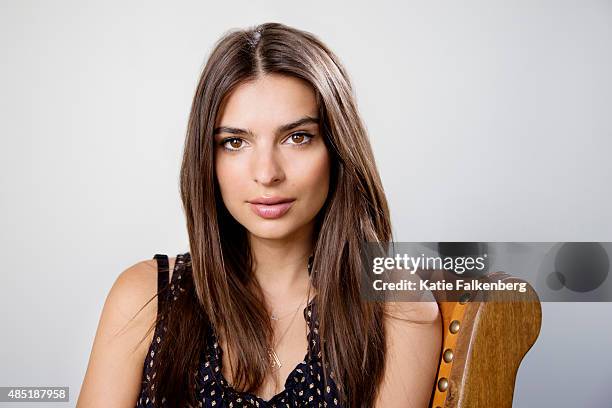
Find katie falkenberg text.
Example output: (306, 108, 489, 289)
(373, 278, 528, 293)
(371, 254, 488, 275)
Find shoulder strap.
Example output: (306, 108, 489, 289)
(153, 254, 170, 317)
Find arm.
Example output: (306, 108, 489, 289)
(76, 259, 163, 407)
(375, 298, 442, 408)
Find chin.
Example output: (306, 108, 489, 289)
(244, 219, 301, 240)
(248, 228, 295, 240)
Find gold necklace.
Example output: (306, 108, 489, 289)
(267, 254, 314, 370)
(270, 299, 308, 321)
(267, 292, 309, 371)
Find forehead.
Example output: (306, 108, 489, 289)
(215, 74, 318, 128)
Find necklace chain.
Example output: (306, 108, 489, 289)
(270, 299, 308, 321)
(267, 255, 314, 371)
(267, 292, 309, 371)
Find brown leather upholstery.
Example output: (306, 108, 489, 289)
(428, 271, 542, 408)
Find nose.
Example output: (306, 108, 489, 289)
(251, 143, 285, 186)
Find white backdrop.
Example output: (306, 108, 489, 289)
(1, 1, 611, 406)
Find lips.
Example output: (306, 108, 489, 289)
(247, 197, 295, 219)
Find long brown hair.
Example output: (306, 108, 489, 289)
(140, 22, 393, 407)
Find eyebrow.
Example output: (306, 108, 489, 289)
(213, 116, 319, 137)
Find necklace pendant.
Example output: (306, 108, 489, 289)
(268, 348, 282, 370)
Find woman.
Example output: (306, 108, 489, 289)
(78, 22, 441, 408)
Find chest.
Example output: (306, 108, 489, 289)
(219, 317, 311, 400)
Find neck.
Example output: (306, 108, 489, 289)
(248, 225, 314, 299)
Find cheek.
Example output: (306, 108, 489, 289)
(215, 156, 245, 203)
(297, 151, 331, 202)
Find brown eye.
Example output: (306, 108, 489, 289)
(228, 138, 242, 149)
(286, 132, 314, 146)
(291, 134, 305, 143)
(220, 137, 245, 151)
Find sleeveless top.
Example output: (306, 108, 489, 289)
(135, 252, 343, 408)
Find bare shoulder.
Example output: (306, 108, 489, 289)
(375, 292, 442, 407)
(102, 255, 177, 337)
(76, 256, 176, 407)
(120, 256, 176, 295)
(383, 291, 441, 325)
(112, 259, 157, 316)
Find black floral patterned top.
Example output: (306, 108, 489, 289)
(135, 252, 343, 407)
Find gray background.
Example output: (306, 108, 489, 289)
(1, 0, 611, 406)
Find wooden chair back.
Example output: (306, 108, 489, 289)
(428, 271, 542, 407)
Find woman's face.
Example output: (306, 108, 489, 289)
(213, 74, 331, 241)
